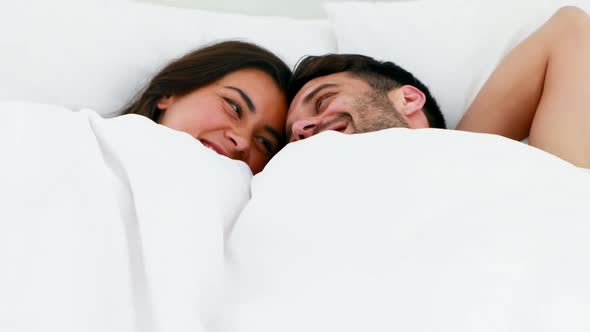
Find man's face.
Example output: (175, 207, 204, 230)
(286, 72, 411, 142)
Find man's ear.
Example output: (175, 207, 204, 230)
(388, 85, 429, 128)
(156, 96, 173, 110)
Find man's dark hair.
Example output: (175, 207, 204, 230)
(288, 54, 446, 129)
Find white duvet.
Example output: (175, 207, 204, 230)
(2, 102, 590, 332)
(0, 102, 251, 332)
(225, 130, 590, 332)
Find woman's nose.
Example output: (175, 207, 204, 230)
(226, 129, 250, 155)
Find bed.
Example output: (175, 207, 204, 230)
(1, 0, 590, 331)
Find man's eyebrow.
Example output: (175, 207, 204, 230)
(224, 86, 255, 113)
(264, 125, 284, 146)
(302, 83, 339, 105)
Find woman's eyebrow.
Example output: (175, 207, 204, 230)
(224, 86, 255, 113)
(264, 125, 284, 146)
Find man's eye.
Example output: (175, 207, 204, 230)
(315, 94, 330, 113)
(224, 98, 242, 118)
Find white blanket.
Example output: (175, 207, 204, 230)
(225, 129, 590, 332)
(0, 102, 251, 332)
(3, 102, 590, 332)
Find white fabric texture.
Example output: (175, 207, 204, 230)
(0, 102, 251, 332)
(0, 1, 336, 117)
(225, 129, 590, 332)
(324, 0, 590, 129)
(3, 1, 590, 331)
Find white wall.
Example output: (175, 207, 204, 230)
(138, 0, 380, 18)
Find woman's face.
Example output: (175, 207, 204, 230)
(158, 68, 287, 174)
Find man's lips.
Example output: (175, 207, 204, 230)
(200, 139, 229, 157)
(318, 118, 349, 134)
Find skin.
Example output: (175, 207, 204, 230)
(288, 6, 590, 168)
(457, 6, 590, 168)
(286, 72, 429, 143)
(158, 68, 287, 174)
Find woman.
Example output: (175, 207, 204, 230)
(122, 40, 291, 174)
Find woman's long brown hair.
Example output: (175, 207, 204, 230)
(121, 40, 291, 121)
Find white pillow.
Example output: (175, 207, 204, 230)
(324, 0, 590, 128)
(0, 1, 336, 116)
(223, 129, 590, 332)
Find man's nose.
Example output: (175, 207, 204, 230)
(291, 119, 319, 141)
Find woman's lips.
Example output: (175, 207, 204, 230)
(200, 139, 229, 157)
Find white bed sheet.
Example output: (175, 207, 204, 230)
(0, 102, 251, 332)
(225, 129, 590, 332)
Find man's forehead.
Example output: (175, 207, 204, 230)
(292, 72, 367, 104)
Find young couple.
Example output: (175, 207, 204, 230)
(124, 6, 590, 174)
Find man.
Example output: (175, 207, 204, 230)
(285, 6, 590, 169)
(286, 54, 446, 140)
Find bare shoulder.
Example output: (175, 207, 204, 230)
(550, 6, 590, 27)
(553, 5, 588, 18)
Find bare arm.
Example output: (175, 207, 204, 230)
(457, 6, 590, 167)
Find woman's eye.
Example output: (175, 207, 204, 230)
(224, 98, 242, 118)
(256, 136, 274, 155)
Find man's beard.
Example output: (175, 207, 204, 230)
(352, 91, 408, 133)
